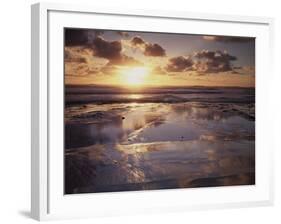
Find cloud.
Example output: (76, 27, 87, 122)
(99, 64, 118, 75)
(64, 48, 87, 63)
(194, 50, 237, 73)
(195, 50, 237, 61)
(64, 47, 107, 77)
(165, 56, 193, 72)
(65, 29, 89, 46)
(203, 36, 254, 43)
(65, 29, 105, 46)
(130, 36, 166, 57)
(151, 66, 167, 75)
(131, 36, 146, 46)
(65, 60, 100, 77)
(161, 50, 240, 75)
(65, 63, 90, 77)
(92, 36, 141, 65)
(144, 43, 166, 56)
(94, 30, 104, 37)
(65, 29, 250, 78)
(65, 29, 140, 65)
(92, 37, 122, 61)
(233, 66, 255, 75)
(116, 31, 130, 38)
(64, 35, 143, 78)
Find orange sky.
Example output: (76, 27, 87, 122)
(64, 29, 255, 87)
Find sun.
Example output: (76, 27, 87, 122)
(120, 66, 150, 86)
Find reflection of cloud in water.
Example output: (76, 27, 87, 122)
(171, 103, 254, 121)
(65, 140, 254, 193)
(65, 102, 255, 193)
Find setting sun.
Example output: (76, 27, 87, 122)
(120, 66, 150, 86)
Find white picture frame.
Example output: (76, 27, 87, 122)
(31, 2, 274, 221)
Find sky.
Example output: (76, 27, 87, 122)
(64, 28, 255, 87)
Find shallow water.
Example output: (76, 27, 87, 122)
(65, 100, 255, 194)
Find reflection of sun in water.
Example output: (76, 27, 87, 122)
(120, 66, 150, 86)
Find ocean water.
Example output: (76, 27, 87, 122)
(64, 86, 255, 194)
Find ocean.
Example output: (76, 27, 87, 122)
(64, 85, 255, 194)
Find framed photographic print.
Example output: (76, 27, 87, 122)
(31, 2, 274, 221)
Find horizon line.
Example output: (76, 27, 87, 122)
(65, 84, 255, 88)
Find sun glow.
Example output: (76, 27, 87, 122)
(120, 66, 150, 86)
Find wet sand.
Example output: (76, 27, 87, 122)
(65, 100, 255, 194)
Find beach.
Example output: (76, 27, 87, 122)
(64, 86, 255, 194)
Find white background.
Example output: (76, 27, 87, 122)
(0, 0, 280, 223)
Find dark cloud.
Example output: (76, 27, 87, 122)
(92, 37, 122, 61)
(65, 31, 141, 68)
(195, 50, 237, 61)
(194, 50, 237, 73)
(65, 29, 105, 46)
(165, 56, 193, 72)
(91, 36, 141, 65)
(130, 36, 166, 57)
(94, 30, 104, 37)
(65, 29, 89, 46)
(232, 66, 255, 75)
(144, 43, 166, 56)
(131, 36, 146, 46)
(116, 31, 129, 38)
(195, 50, 215, 59)
(203, 36, 254, 43)
(86, 30, 105, 43)
(162, 50, 238, 74)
